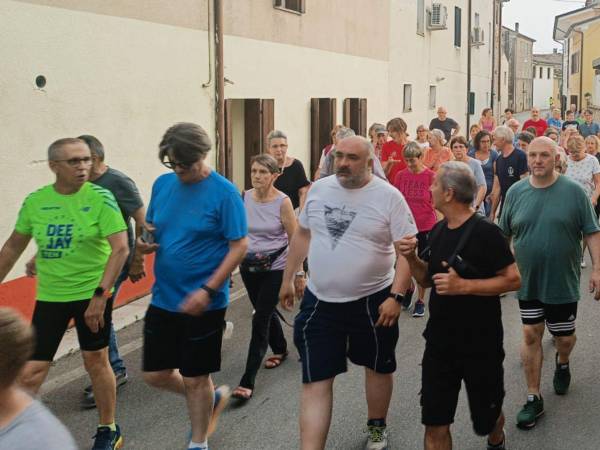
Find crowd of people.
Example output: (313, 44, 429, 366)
(1, 103, 600, 450)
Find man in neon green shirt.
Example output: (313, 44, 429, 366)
(0, 137, 129, 450)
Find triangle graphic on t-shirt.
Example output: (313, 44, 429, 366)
(324, 205, 357, 250)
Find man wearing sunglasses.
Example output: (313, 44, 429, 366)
(0, 137, 129, 450)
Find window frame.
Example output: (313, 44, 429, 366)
(454, 7, 462, 48)
(403, 84, 413, 113)
(273, 0, 305, 15)
(417, 0, 425, 36)
(429, 85, 437, 110)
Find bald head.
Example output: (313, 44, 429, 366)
(337, 135, 375, 160)
(334, 136, 375, 189)
(529, 136, 558, 155)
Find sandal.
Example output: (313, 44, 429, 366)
(231, 386, 253, 400)
(264, 352, 288, 369)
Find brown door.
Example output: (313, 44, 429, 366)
(310, 98, 337, 176)
(343, 98, 367, 137)
(244, 99, 275, 190)
(224, 99, 233, 181)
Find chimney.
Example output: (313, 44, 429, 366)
(515, 22, 519, 33)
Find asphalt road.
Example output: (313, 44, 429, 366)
(43, 267, 600, 450)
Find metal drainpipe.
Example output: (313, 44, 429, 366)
(553, 38, 565, 117)
(215, 0, 225, 175)
(577, 29, 584, 111)
(490, 1, 496, 111)
(498, 1, 503, 114)
(466, 0, 472, 131)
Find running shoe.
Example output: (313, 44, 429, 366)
(402, 290, 413, 311)
(223, 321, 234, 340)
(553, 353, 571, 395)
(207, 385, 231, 437)
(581, 259, 587, 268)
(92, 424, 123, 450)
(516, 394, 544, 429)
(364, 424, 389, 450)
(486, 428, 506, 449)
(82, 372, 128, 409)
(412, 301, 425, 317)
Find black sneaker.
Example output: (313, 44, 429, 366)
(487, 428, 506, 449)
(516, 394, 544, 429)
(82, 372, 128, 409)
(402, 290, 414, 311)
(92, 424, 123, 450)
(553, 353, 571, 395)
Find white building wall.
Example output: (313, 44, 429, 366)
(533, 65, 555, 109)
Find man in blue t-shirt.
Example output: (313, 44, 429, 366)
(580, 109, 600, 138)
(490, 126, 529, 221)
(138, 123, 248, 450)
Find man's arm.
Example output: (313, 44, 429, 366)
(0, 231, 31, 282)
(452, 121, 461, 137)
(398, 235, 432, 288)
(490, 172, 501, 220)
(84, 231, 129, 332)
(180, 237, 248, 315)
(585, 231, 600, 300)
(298, 185, 310, 212)
(280, 225, 311, 310)
(374, 245, 414, 327)
(128, 206, 147, 282)
(432, 262, 521, 296)
(592, 173, 600, 207)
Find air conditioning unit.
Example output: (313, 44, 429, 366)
(427, 3, 448, 30)
(472, 27, 485, 46)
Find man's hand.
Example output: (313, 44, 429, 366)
(432, 264, 468, 295)
(136, 236, 159, 255)
(294, 275, 306, 299)
(84, 296, 107, 333)
(128, 260, 146, 282)
(180, 288, 210, 316)
(279, 281, 296, 311)
(398, 236, 419, 259)
(589, 269, 600, 301)
(25, 257, 36, 277)
(375, 297, 401, 327)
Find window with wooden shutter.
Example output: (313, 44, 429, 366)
(310, 98, 337, 177)
(343, 98, 367, 137)
(403, 85, 412, 112)
(454, 7, 462, 48)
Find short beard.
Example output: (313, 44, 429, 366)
(336, 169, 370, 189)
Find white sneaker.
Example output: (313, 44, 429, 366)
(581, 260, 587, 268)
(365, 425, 389, 450)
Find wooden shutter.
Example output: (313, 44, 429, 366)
(243, 98, 275, 190)
(310, 98, 337, 177)
(343, 98, 367, 137)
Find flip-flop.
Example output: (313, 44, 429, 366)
(264, 352, 288, 369)
(231, 386, 253, 401)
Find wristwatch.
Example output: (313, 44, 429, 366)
(295, 271, 306, 277)
(390, 292, 405, 305)
(93, 286, 110, 299)
(201, 284, 218, 299)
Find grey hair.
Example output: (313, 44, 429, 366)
(336, 127, 355, 141)
(159, 123, 212, 162)
(47, 137, 86, 161)
(403, 141, 424, 159)
(78, 135, 104, 161)
(493, 125, 515, 144)
(251, 154, 281, 174)
(266, 130, 287, 146)
(438, 161, 477, 205)
(430, 129, 446, 145)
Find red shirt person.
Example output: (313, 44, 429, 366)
(522, 107, 548, 137)
(381, 117, 409, 183)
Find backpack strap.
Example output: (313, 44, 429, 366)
(449, 213, 484, 261)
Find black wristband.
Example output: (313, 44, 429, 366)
(390, 292, 405, 304)
(201, 284, 218, 299)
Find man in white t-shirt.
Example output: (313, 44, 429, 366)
(280, 136, 417, 450)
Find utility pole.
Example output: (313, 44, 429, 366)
(215, 0, 225, 175)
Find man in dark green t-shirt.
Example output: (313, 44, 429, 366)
(0, 138, 129, 450)
(500, 137, 600, 430)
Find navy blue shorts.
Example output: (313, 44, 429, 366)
(293, 286, 398, 383)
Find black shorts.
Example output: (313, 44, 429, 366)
(143, 305, 226, 378)
(519, 299, 578, 336)
(293, 286, 398, 384)
(31, 298, 113, 361)
(417, 231, 430, 257)
(421, 344, 505, 436)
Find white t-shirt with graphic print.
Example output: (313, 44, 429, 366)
(299, 175, 418, 303)
(565, 154, 600, 199)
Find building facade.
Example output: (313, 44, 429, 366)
(533, 51, 563, 110)
(0, 0, 500, 301)
(502, 24, 535, 113)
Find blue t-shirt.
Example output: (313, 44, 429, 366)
(547, 118, 563, 130)
(146, 171, 247, 312)
(580, 121, 600, 138)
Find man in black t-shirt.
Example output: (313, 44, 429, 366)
(400, 161, 520, 450)
(491, 126, 529, 220)
(429, 106, 460, 142)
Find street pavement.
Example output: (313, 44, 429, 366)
(42, 265, 600, 450)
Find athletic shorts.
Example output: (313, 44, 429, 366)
(143, 305, 226, 378)
(31, 298, 113, 361)
(417, 231, 430, 257)
(421, 344, 505, 436)
(293, 285, 398, 384)
(519, 299, 578, 336)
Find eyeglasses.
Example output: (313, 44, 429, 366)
(162, 159, 197, 170)
(53, 157, 93, 167)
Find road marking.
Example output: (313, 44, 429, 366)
(41, 286, 249, 395)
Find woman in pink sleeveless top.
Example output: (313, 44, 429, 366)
(479, 108, 497, 133)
